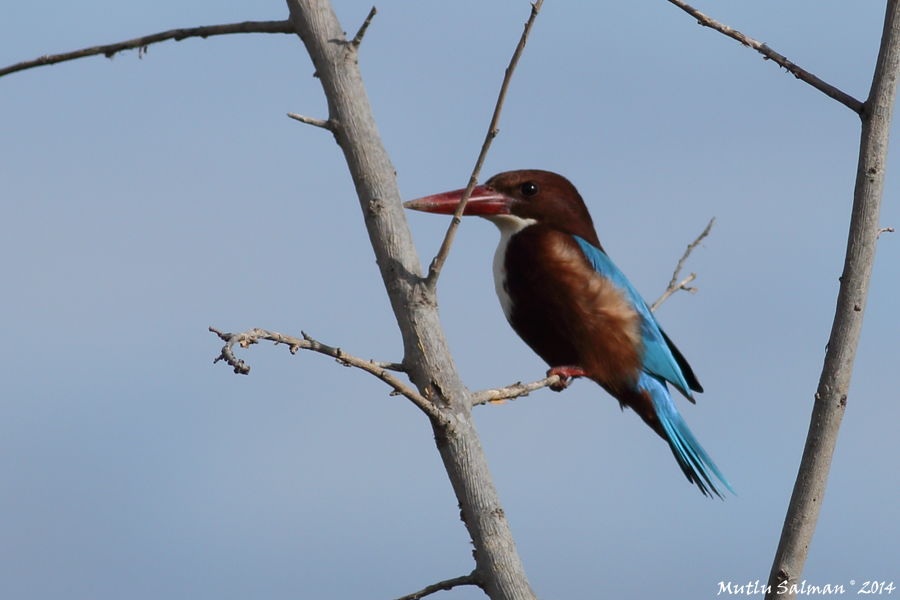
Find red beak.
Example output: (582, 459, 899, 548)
(404, 185, 514, 216)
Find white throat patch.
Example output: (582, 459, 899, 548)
(484, 215, 537, 321)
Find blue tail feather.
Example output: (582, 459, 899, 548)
(638, 373, 734, 498)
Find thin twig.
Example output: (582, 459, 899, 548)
(0, 20, 295, 79)
(471, 375, 562, 407)
(666, 0, 865, 114)
(287, 112, 335, 130)
(393, 572, 481, 600)
(877, 226, 895, 237)
(650, 217, 714, 312)
(209, 327, 446, 424)
(423, 0, 544, 290)
(351, 6, 378, 47)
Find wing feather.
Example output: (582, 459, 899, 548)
(573, 236, 700, 400)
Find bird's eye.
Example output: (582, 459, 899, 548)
(520, 182, 539, 197)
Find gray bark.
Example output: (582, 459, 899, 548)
(766, 1, 900, 597)
(283, 1, 538, 598)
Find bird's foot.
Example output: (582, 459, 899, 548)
(547, 366, 588, 392)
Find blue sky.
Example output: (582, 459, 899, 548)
(2, 1, 898, 598)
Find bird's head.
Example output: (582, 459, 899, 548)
(404, 170, 601, 247)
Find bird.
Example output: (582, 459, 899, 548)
(405, 169, 733, 498)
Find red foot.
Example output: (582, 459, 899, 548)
(547, 366, 589, 392)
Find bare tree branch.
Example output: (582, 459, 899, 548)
(877, 226, 895, 237)
(650, 217, 714, 312)
(424, 0, 544, 291)
(651, 274, 697, 313)
(209, 326, 447, 424)
(666, 0, 865, 114)
(0, 20, 295, 79)
(393, 572, 481, 600)
(471, 375, 561, 407)
(351, 6, 378, 48)
(287, 112, 335, 130)
(765, 1, 900, 597)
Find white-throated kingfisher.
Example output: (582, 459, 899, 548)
(405, 170, 733, 498)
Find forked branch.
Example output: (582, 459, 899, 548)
(650, 216, 714, 312)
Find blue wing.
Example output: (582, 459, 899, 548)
(573, 236, 694, 399)
(574, 236, 733, 497)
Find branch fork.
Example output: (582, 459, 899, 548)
(650, 217, 714, 312)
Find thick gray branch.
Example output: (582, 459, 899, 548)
(283, 2, 539, 598)
(765, 1, 900, 598)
